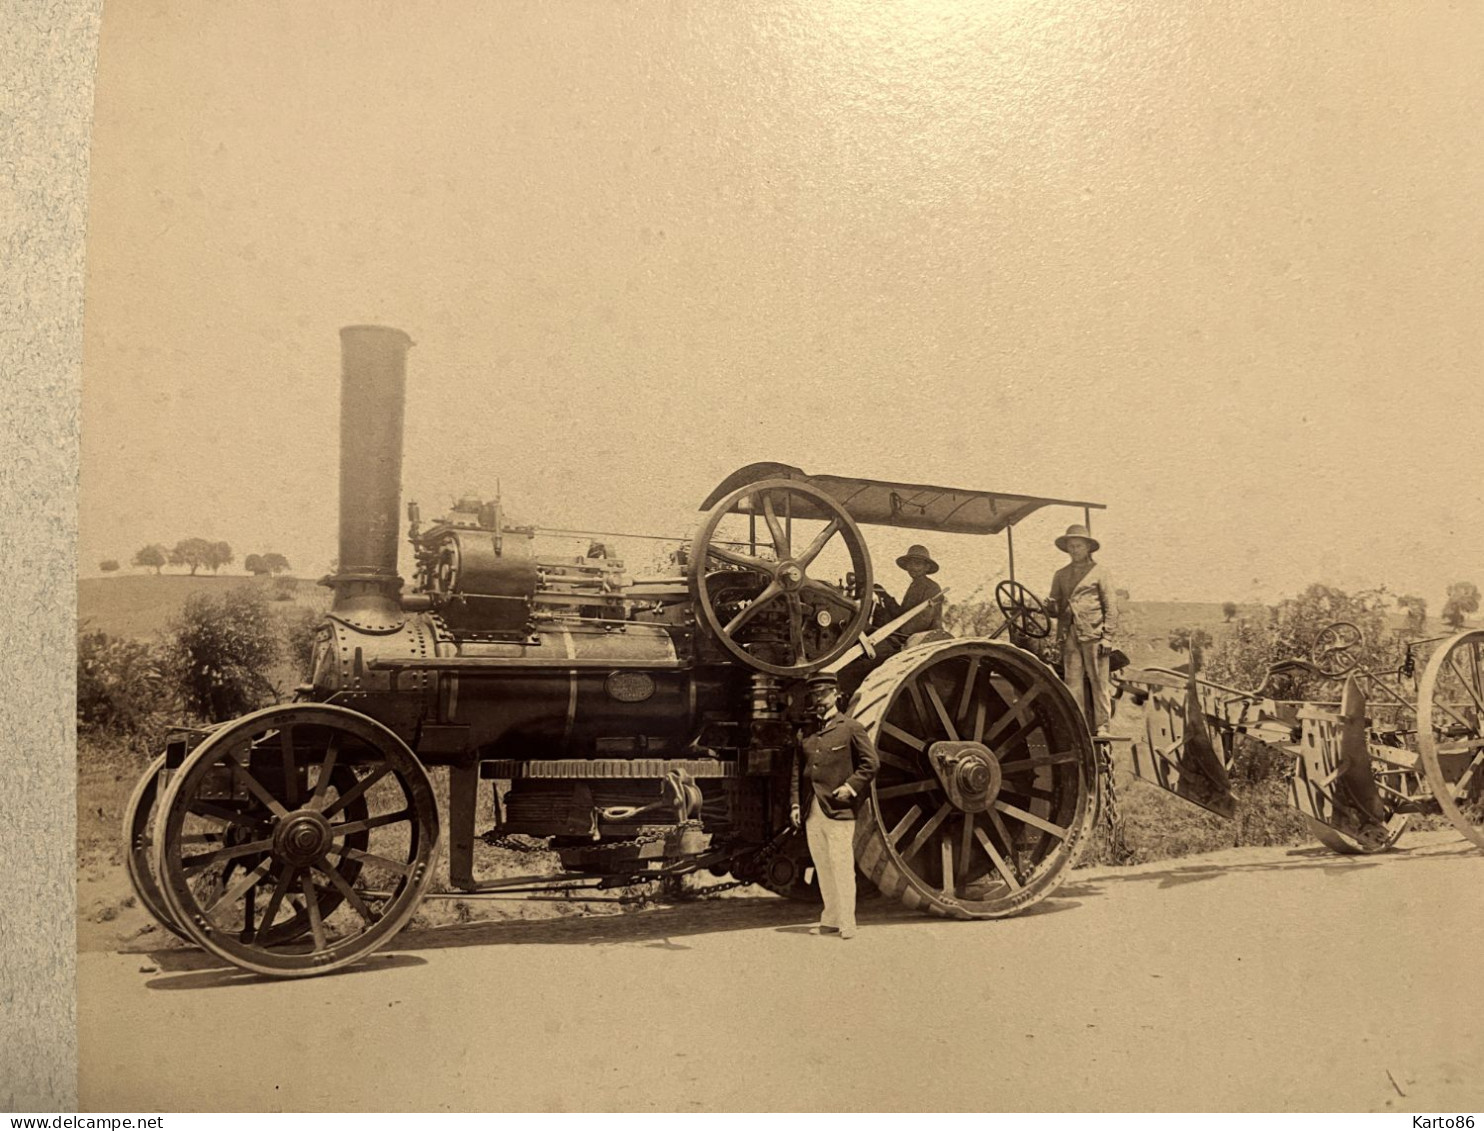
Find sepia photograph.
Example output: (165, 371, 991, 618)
(9, 0, 1483, 1115)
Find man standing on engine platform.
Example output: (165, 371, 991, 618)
(1045, 524, 1118, 735)
(790, 673, 879, 939)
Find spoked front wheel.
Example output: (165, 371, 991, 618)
(123, 754, 189, 941)
(153, 704, 440, 977)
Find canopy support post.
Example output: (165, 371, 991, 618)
(1007, 524, 1016, 583)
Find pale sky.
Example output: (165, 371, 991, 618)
(79, 1, 1483, 610)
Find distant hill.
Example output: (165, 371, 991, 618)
(78, 574, 330, 640)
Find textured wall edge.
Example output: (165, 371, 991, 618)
(0, 0, 103, 1111)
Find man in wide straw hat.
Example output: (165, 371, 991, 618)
(893, 543, 944, 637)
(1046, 524, 1118, 734)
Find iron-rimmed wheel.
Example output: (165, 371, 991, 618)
(849, 639, 1096, 918)
(691, 478, 873, 677)
(1312, 621, 1364, 677)
(123, 754, 188, 941)
(995, 580, 1051, 640)
(1417, 629, 1484, 852)
(154, 704, 439, 977)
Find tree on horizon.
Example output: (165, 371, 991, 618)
(168, 538, 216, 576)
(1443, 581, 1480, 630)
(132, 544, 167, 575)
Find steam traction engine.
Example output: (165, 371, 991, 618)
(126, 326, 1102, 977)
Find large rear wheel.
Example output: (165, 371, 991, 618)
(850, 640, 1097, 918)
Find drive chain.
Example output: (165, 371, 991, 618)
(1097, 742, 1136, 865)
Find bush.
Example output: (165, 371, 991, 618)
(164, 587, 283, 721)
(284, 608, 325, 682)
(76, 628, 174, 747)
(1204, 583, 1396, 702)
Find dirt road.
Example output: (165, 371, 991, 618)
(78, 832, 1482, 1112)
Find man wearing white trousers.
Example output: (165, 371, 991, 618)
(790, 673, 880, 939)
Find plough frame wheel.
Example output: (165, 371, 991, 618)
(1416, 629, 1484, 852)
(850, 639, 1097, 919)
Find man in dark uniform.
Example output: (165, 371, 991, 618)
(790, 673, 880, 938)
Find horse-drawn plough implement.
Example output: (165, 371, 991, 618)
(1111, 624, 1484, 855)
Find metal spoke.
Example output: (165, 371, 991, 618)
(881, 722, 925, 752)
(902, 802, 953, 861)
(972, 700, 987, 744)
(876, 778, 937, 800)
(187, 800, 262, 828)
(1447, 657, 1484, 717)
(875, 748, 918, 774)
(994, 799, 1069, 840)
(252, 866, 296, 945)
(956, 656, 980, 722)
(785, 591, 806, 664)
(940, 837, 955, 894)
(321, 764, 391, 820)
(887, 804, 923, 847)
(760, 492, 790, 558)
(707, 543, 772, 572)
(309, 731, 341, 807)
(795, 519, 840, 568)
(958, 814, 975, 881)
(906, 681, 932, 734)
(314, 856, 378, 925)
(181, 838, 275, 877)
(222, 752, 290, 819)
(973, 825, 1021, 891)
(279, 726, 299, 807)
(802, 577, 859, 615)
(998, 750, 1078, 775)
(301, 873, 328, 952)
(723, 581, 783, 635)
(178, 832, 226, 845)
(924, 681, 959, 742)
(342, 845, 413, 876)
(329, 809, 412, 839)
(984, 686, 1040, 746)
(986, 807, 1017, 855)
(205, 857, 274, 918)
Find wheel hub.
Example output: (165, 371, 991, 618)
(273, 809, 334, 867)
(928, 741, 1003, 813)
(778, 561, 805, 590)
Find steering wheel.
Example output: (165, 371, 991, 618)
(995, 580, 1051, 640)
(691, 478, 873, 676)
(1312, 621, 1364, 677)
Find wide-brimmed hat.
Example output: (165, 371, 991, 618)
(1054, 524, 1100, 553)
(895, 544, 940, 574)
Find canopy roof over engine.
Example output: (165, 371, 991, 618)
(699, 462, 1105, 536)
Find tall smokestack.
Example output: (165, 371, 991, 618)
(330, 325, 413, 630)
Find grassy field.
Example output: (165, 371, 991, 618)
(80, 572, 332, 640)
